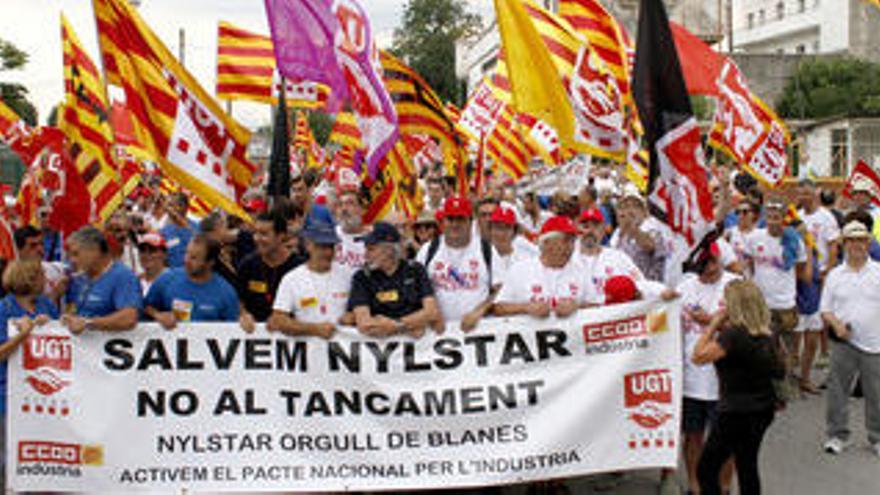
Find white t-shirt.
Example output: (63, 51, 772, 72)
(677, 271, 739, 400)
(273, 263, 352, 324)
(518, 209, 551, 237)
(417, 237, 494, 321)
(726, 225, 755, 275)
(746, 228, 806, 309)
(800, 207, 840, 271)
(495, 237, 538, 286)
(335, 227, 367, 271)
(820, 261, 880, 353)
(41, 261, 66, 300)
(580, 247, 647, 304)
(716, 237, 738, 269)
(496, 256, 590, 308)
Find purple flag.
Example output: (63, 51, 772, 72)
(264, 0, 399, 178)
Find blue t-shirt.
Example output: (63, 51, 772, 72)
(0, 294, 59, 414)
(66, 262, 143, 318)
(159, 221, 196, 268)
(144, 268, 240, 322)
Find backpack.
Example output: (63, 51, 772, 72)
(424, 237, 493, 288)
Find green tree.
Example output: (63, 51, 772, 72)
(777, 57, 880, 119)
(0, 38, 37, 126)
(391, 0, 483, 105)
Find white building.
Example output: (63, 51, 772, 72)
(797, 117, 880, 178)
(732, 0, 880, 59)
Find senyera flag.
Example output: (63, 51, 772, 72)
(93, 0, 257, 219)
(264, 0, 399, 179)
(844, 160, 880, 208)
(632, 0, 714, 247)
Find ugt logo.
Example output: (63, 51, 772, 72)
(23, 335, 72, 396)
(624, 369, 673, 430)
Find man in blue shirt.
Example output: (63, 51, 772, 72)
(144, 234, 239, 329)
(291, 171, 334, 228)
(159, 192, 196, 268)
(62, 227, 142, 333)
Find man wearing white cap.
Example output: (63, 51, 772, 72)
(820, 221, 880, 457)
(851, 180, 880, 241)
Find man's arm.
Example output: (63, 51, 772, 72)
(267, 310, 334, 339)
(401, 296, 444, 335)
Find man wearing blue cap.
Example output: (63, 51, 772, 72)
(269, 223, 352, 339)
(348, 222, 442, 337)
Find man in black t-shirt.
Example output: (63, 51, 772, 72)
(348, 222, 442, 338)
(237, 209, 305, 330)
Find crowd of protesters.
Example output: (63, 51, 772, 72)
(0, 160, 879, 494)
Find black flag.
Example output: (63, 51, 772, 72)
(632, 0, 714, 247)
(266, 77, 290, 201)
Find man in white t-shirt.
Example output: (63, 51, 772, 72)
(269, 223, 351, 338)
(334, 188, 368, 271)
(796, 179, 841, 392)
(417, 196, 495, 331)
(820, 221, 880, 457)
(746, 200, 812, 377)
(495, 216, 590, 318)
(609, 188, 670, 283)
(577, 208, 667, 303)
(677, 243, 739, 494)
(489, 206, 537, 284)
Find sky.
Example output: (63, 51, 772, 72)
(0, 0, 493, 130)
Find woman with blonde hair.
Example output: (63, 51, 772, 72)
(692, 280, 784, 495)
(0, 260, 60, 488)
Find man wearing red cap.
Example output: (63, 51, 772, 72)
(417, 196, 496, 331)
(494, 216, 591, 319)
(578, 208, 667, 304)
(489, 205, 538, 283)
(136, 232, 168, 294)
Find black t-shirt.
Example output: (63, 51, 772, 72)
(236, 251, 304, 321)
(347, 261, 435, 320)
(715, 325, 785, 413)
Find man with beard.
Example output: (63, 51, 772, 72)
(417, 196, 496, 331)
(334, 188, 369, 271)
(144, 234, 239, 328)
(348, 222, 442, 337)
(494, 216, 591, 319)
(270, 223, 351, 339)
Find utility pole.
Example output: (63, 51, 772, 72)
(178, 28, 185, 66)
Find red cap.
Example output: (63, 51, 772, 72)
(441, 196, 473, 218)
(578, 208, 605, 224)
(540, 215, 579, 237)
(137, 232, 167, 250)
(490, 206, 517, 226)
(604, 275, 638, 304)
(245, 198, 267, 213)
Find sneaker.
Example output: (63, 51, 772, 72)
(823, 437, 850, 454)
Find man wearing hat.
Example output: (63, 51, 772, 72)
(412, 209, 440, 252)
(137, 232, 169, 294)
(269, 223, 352, 339)
(820, 221, 880, 457)
(348, 222, 442, 337)
(494, 216, 591, 319)
(489, 205, 537, 283)
(417, 196, 496, 331)
(578, 208, 667, 304)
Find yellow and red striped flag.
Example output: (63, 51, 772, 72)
(379, 51, 463, 173)
(60, 14, 124, 222)
(216, 21, 329, 108)
(292, 111, 324, 169)
(93, 0, 256, 219)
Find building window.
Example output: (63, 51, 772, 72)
(796, 44, 806, 54)
(777, 48, 785, 54)
(759, 9, 766, 24)
(831, 128, 848, 177)
(776, 2, 785, 19)
(798, 0, 806, 12)
(813, 40, 820, 52)
(748, 13, 755, 28)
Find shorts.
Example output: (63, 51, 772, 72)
(796, 313, 824, 333)
(682, 397, 718, 433)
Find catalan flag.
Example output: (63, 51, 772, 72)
(293, 110, 324, 169)
(60, 14, 124, 222)
(327, 112, 363, 168)
(93, 0, 256, 219)
(379, 51, 463, 172)
(215, 21, 329, 108)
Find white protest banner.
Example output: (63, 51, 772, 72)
(9, 300, 682, 492)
